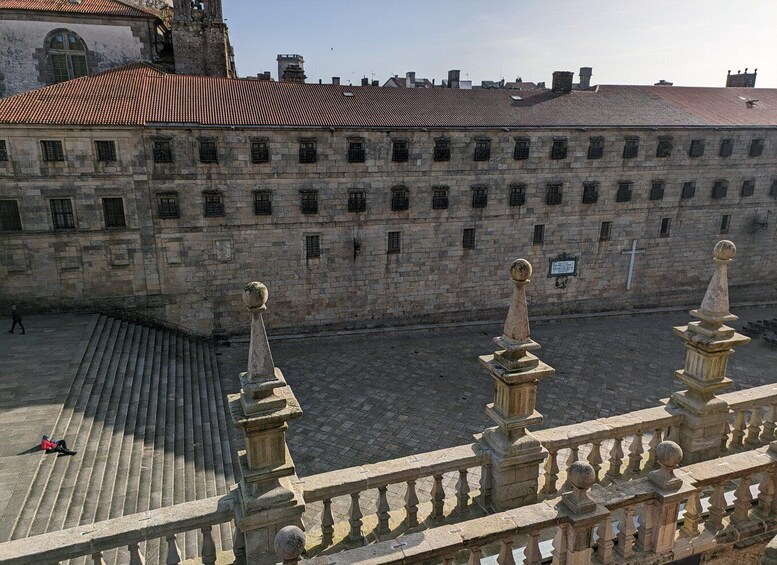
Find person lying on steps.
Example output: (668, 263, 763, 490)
(40, 435, 76, 456)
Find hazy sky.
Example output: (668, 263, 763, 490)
(223, 0, 777, 88)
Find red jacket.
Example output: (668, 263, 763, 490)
(41, 439, 57, 451)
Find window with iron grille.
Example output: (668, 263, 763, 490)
(0, 140, 7, 161)
(509, 184, 526, 206)
(473, 139, 491, 161)
(462, 228, 475, 249)
(711, 180, 728, 199)
(720, 214, 731, 234)
(250, 139, 270, 163)
(616, 182, 632, 202)
(771, 180, 777, 197)
(300, 190, 318, 214)
(622, 137, 639, 159)
(305, 235, 320, 259)
(656, 136, 673, 158)
(387, 231, 401, 254)
(392, 139, 409, 162)
(102, 197, 125, 228)
(253, 191, 272, 215)
(347, 139, 365, 163)
(433, 138, 451, 161)
(94, 140, 116, 162)
(347, 191, 366, 212)
(545, 183, 562, 205)
(299, 139, 317, 163)
(41, 140, 64, 161)
(719, 138, 734, 157)
(203, 192, 224, 217)
(0, 200, 22, 231)
(582, 182, 598, 204)
(587, 137, 604, 159)
(513, 137, 530, 160)
(532, 224, 544, 245)
(649, 180, 665, 201)
(471, 186, 488, 208)
(432, 186, 449, 209)
(688, 139, 705, 158)
(153, 139, 173, 163)
(199, 139, 218, 164)
(157, 193, 180, 219)
(741, 180, 755, 197)
(749, 138, 764, 157)
(660, 217, 671, 237)
(391, 187, 409, 211)
(599, 221, 612, 241)
(50, 198, 74, 229)
(550, 138, 568, 160)
(681, 182, 696, 199)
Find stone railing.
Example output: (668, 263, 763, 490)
(721, 384, 777, 452)
(0, 494, 237, 565)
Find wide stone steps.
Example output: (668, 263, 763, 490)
(8, 316, 237, 564)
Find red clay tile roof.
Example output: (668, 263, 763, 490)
(2, 64, 777, 128)
(0, 0, 158, 18)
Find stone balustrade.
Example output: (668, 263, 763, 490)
(720, 384, 777, 451)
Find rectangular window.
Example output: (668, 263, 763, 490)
(250, 138, 270, 163)
(102, 197, 126, 228)
(0, 140, 8, 161)
(50, 198, 75, 229)
(587, 137, 604, 159)
(741, 180, 755, 197)
(720, 214, 731, 234)
(719, 138, 734, 157)
(433, 138, 451, 162)
(387, 231, 401, 254)
(771, 180, 777, 198)
(473, 138, 491, 161)
(616, 182, 632, 202)
(157, 193, 180, 219)
(599, 221, 612, 241)
(681, 182, 696, 199)
(432, 186, 449, 209)
(688, 139, 705, 158)
(254, 191, 272, 215)
(347, 191, 366, 212)
(513, 137, 530, 160)
(582, 182, 598, 204)
(712, 180, 728, 199)
(153, 139, 173, 163)
(550, 138, 568, 160)
(203, 192, 224, 217)
(656, 136, 673, 158)
(545, 182, 562, 205)
(462, 228, 475, 249)
(305, 235, 320, 259)
(749, 138, 764, 158)
(41, 140, 64, 162)
(299, 139, 317, 163)
(300, 190, 318, 214)
(199, 139, 218, 164)
(0, 200, 22, 231)
(94, 141, 116, 162)
(532, 224, 545, 245)
(623, 137, 639, 159)
(649, 180, 665, 201)
(391, 186, 409, 211)
(392, 139, 409, 162)
(471, 185, 488, 208)
(509, 184, 526, 206)
(347, 138, 365, 163)
(660, 217, 671, 237)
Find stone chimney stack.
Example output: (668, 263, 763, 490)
(447, 69, 461, 89)
(332, 77, 340, 85)
(578, 67, 592, 89)
(552, 71, 574, 93)
(405, 71, 415, 88)
(361, 77, 369, 86)
(277, 54, 305, 83)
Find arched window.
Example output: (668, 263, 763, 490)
(48, 30, 88, 83)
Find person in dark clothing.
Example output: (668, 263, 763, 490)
(40, 435, 76, 456)
(9, 305, 25, 334)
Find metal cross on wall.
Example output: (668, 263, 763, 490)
(620, 239, 646, 290)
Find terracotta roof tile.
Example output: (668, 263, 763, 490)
(0, 0, 158, 18)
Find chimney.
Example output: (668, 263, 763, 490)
(332, 77, 340, 85)
(361, 77, 369, 86)
(277, 54, 305, 82)
(406, 71, 415, 88)
(578, 67, 592, 89)
(447, 69, 460, 89)
(372, 80, 379, 87)
(552, 71, 574, 94)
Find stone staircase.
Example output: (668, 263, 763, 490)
(6, 316, 237, 564)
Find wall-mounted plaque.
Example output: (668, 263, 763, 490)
(548, 254, 578, 278)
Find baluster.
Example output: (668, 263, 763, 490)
(732, 475, 753, 525)
(405, 479, 419, 527)
(431, 474, 445, 518)
(746, 408, 764, 446)
(731, 410, 746, 449)
(232, 526, 246, 565)
(668, 425, 680, 443)
(564, 446, 580, 489)
(128, 542, 145, 565)
(615, 506, 636, 557)
(481, 463, 493, 508)
(442, 554, 455, 565)
(628, 431, 644, 473)
(92, 553, 106, 565)
(596, 517, 615, 564)
(762, 404, 777, 442)
(647, 429, 663, 469)
(551, 524, 567, 564)
(588, 440, 603, 481)
(321, 498, 335, 547)
(497, 537, 516, 565)
(456, 469, 470, 513)
(524, 532, 541, 565)
(707, 483, 726, 532)
(348, 492, 363, 540)
(636, 500, 656, 552)
(606, 437, 624, 483)
(681, 490, 702, 536)
(166, 534, 181, 565)
(758, 469, 775, 518)
(201, 525, 216, 565)
(543, 450, 559, 495)
(377, 485, 391, 534)
(720, 420, 731, 452)
(467, 546, 483, 565)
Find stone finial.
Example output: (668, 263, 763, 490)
(274, 526, 306, 564)
(499, 258, 533, 344)
(243, 281, 268, 311)
(243, 281, 276, 383)
(562, 461, 597, 514)
(649, 441, 683, 490)
(690, 240, 737, 331)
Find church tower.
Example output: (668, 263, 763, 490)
(172, 0, 236, 77)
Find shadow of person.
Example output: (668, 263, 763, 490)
(16, 446, 42, 456)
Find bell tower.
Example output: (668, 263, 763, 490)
(172, 0, 236, 77)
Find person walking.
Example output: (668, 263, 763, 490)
(40, 435, 76, 456)
(8, 305, 25, 334)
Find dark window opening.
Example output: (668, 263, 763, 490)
(391, 186, 409, 211)
(348, 139, 365, 163)
(688, 139, 705, 158)
(50, 198, 75, 229)
(153, 140, 173, 163)
(749, 139, 764, 158)
(712, 180, 728, 199)
(471, 185, 488, 208)
(582, 182, 598, 204)
(95, 141, 116, 162)
(462, 228, 475, 249)
(513, 138, 530, 160)
(532, 224, 545, 245)
(546, 183, 562, 205)
(509, 184, 526, 206)
(157, 193, 180, 219)
(392, 139, 409, 162)
(0, 140, 7, 161)
(681, 182, 696, 199)
(432, 186, 449, 209)
(254, 191, 272, 215)
(719, 139, 734, 157)
(203, 192, 224, 217)
(348, 191, 366, 212)
(656, 136, 673, 158)
(41, 140, 64, 162)
(587, 137, 604, 159)
(649, 181, 665, 201)
(199, 139, 218, 164)
(771, 180, 777, 197)
(741, 180, 755, 197)
(434, 138, 451, 161)
(250, 139, 270, 163)
(0, 200, 22, 231)
(474, 139, 491, 161)
(623, 137, 639, 159)
(305, 235, 320, 259)
(48, 30, 88, 83)
(300, 190, 318, 214)
(720, 214, 731, 234)
(299, 139, 317, 163)
(599, 221, 612, 241)
(660, 217, 671, 237)
(102, 197, 126, 228)
(550, 138, 568, 160)
(616, 182, 633, 202)
(387, 231, 401, 254)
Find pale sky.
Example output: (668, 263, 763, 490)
(223, 0, 777, 88)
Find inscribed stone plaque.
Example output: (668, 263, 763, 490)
(0, 246, 30, 273)
(214, 240, 233, 263)
(547, 254, 578, 277)
(109, 244, 131, 267)
(164, 240, 184, 265)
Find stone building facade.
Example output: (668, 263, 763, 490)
(0, 65, 776, 335)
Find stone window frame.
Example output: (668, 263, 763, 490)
(0, 199, 22, 231)
(616, 181, 633, 202)
(433, 137, 451, 162)
(391, 186, 410, 211)
(198, 138, 219, 164)
(741, 179, 755, 197)
(253, 190, 272, 215)
(550, 137, 568, 160)
(305, 234, 321, 259)
(649, 180, 665, 201)
(513, 137, 530, 160)
(347, 190, 367, 213)
(681, 181, 696, 200)
(771, 180, 777, 198)
(545, 182, 563, 205)
(659, 217, 671, 238)
(622, 136, 639, 159)
(299, 138, 317, 164)
(0, 140, 8, 162)
(250, 138, 270, 164)
(473, 138, 491, 161)
(688, 139, 705, 158)
(462, 227, 476, 250)
(719, 138, 734, 158)
(656, 136, 673, 158)
(391, 139, 409, 162)
(203, 191, 225, 217)
(720, 214, 731, 234)
(300, 190, 319, 214)
(50, 197, 75, 229)
(102, 197, 126, 228)
(599, 221, 612, 241)
(509, 183, 526, 206)
(94, 140, 117, 163)
(157, 192, 180, 219)
(347, 138, 366, 163)
(582, 181, 599, 204)
(471, 185, 488, 208)
(532, 224, 545, 245)
(41, 140, 65, 162)
(40, 29, 92, 86)
(587, 137, 604, 159)
(152, 138, 174, 163)
(432, 186, 449, 209)
(749, 138, 764, 158)
(711, 180, 728, 199)
(386, 231, 401, 254)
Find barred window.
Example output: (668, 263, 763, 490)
(254, 191, 272, 215)
(153, 139, 173, 163)
(532, 224, 544, 245)
(660, 217, 671, 237)
(587, 137, 604, 159)
(649, 180, 665, 201)
(719, 138, 734, 157)
(300, 190, 318, 214)
(0, 140, 7, 161)
(720, 214, 731, 234)
(545, 183, 562, 205)
(582, 182, 598, 204)
(250, 139, 270, 163)
(681, 182, 696, 199)
(771, 180, 777, 198)
(347, 139, 365, 163)
(102, 197, 125, 228)
(432, 186, 449, 209)
(599, 221, 612, 241)
(550, 138, 568, 160)
(509, 184, 526, 206)
(391, 186, 409, 211)
(203, 192, 224, 217)
(622, 137, 639, 159)
(392, 139, 409, 162)
(157, 192, 180, 219)
(688, 139, 705, 158)
(387, 231, 401, 254)
(749, 138, 764, 158)
(741, 180, 755, 197)
(347, 191, 366, 212)
(305, 235, 320, 259)
(0, 200, 22, 231)
(299, 139, 317, 163)
(199, 139, 218, 164)
(50, 198, 75, 229)
(433, 138, 451, 161)
(656, 136, 673, 158)
(616, 182, 632, 202)
(41, 140, 64, 161)
(94, 140, 116, 162)
(712, 180, 728, 199)
(513, 137, 530, 160)
(471, 185, 488, 208)
(473, 139, 491, 161)
(462, 228, 475, 249)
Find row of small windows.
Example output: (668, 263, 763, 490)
(0, 198, 125, 231)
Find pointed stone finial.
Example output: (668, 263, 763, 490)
(493, 259, 541, 363)
(243, 282, 276, 382)
(690, 240, 737, 332)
